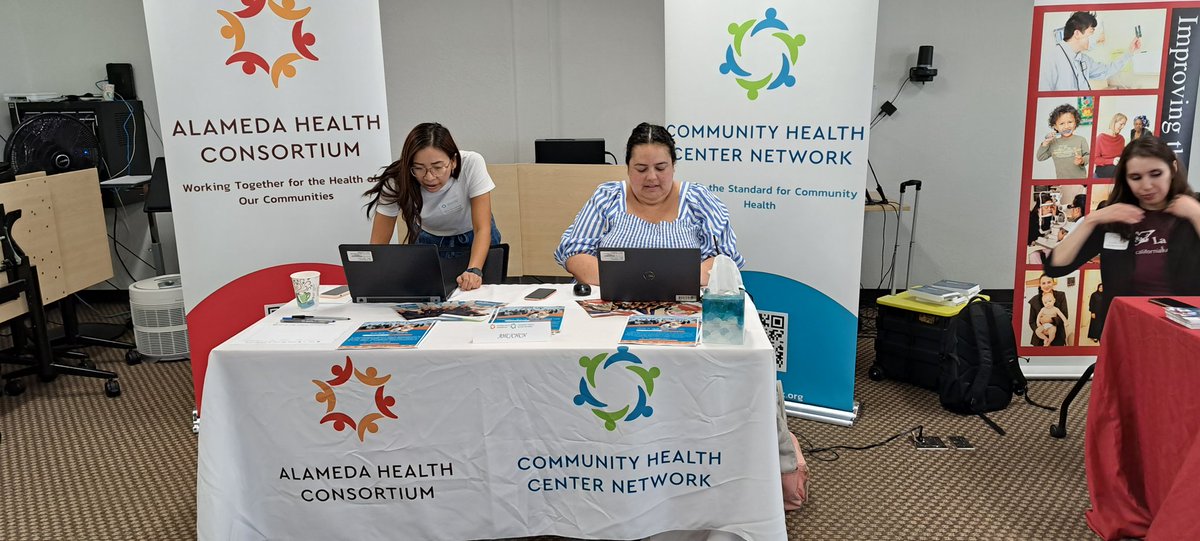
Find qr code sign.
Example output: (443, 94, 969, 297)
(758, 310, 787, 372)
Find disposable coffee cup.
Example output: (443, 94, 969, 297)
(290, 270, 320, 310)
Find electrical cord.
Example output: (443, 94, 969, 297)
(108, 198, 158, 276)
(795, 425, 926, 463)
(120, 95, 136, 176)
(73, 292, 132, 321)
(109, 201, 141, 282)
(870, 76, 910, 129)
(108, 231, 157, 271)
(144, 112, 163, 143)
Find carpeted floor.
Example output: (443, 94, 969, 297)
(0, 300, 1095, 540)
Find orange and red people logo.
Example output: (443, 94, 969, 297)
(312, 356, 397, 442)
(218, 0, 318, 88)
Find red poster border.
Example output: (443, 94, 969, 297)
(1014, 2, 1180, 357)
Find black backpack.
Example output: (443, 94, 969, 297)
(938, 298, 1029, 435)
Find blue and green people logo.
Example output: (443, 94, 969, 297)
(573, 346, 661, 431)
(718, 7, 807, 100)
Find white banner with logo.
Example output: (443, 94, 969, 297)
(197, 299, 786, 540)
(142, 0, 391, 405)
(665, 1, 878, 423)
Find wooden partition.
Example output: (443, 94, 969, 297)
(487, 163, 626, 277)
(0, 169, 111, 323)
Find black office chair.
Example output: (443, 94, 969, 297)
(438, 244, 510, 291)
(0, 204, 120, 397)
(144, 157, 172, 273)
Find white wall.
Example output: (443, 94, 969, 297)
(4, 0, 1196, 291)
(378, 0, 663, 164)
(860, 0, 1032, 290)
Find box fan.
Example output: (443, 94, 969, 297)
(3, 112, 101, 175)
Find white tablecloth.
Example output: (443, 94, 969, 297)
(197, 284, 786, 540)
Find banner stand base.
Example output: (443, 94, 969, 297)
(1018, 356, 1094, 379)
(785, 400, 859, 426)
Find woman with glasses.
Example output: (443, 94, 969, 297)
(364, 122, 500, 291)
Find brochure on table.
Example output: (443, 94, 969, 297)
(620, 315, 701, 346)
(490, 306, 565, 333)
(339, 321, 436, 349)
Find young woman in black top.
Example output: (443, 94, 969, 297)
(1045, 136, 1200, 335)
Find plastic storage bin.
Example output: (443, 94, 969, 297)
(870, 291, 988, 390)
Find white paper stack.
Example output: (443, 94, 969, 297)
(929, 279, 982, 298)
(907, 284, 969, 306)
(1165, 307, 1200, 329)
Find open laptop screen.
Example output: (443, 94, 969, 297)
(597, 247, 701, 302)
(339, 244, 451, 303)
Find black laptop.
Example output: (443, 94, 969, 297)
(339, 244, 452, 303)
(597, 247, 701, 302)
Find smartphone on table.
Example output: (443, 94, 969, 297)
(1149, 297, 1195, 309)
(524, 288, 556, 301)
(320, 285, 350, 299)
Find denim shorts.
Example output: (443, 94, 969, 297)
(416, 220, 501, 249)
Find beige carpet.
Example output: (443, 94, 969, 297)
(0, 301, 1095, 540)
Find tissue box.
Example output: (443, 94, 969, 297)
(702, 289, 745, 345)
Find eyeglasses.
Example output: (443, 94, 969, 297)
(411, 162, 450, 178)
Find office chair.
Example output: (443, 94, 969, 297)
(144, 157, 171, 273)
(438, 243, 511, 287)
(0, 204, 120, 397)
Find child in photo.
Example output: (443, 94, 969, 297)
(1035, 295, 1067, 345)
(1037, 104, 1089, 179)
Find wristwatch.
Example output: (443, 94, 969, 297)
(465, 267, 483, 277)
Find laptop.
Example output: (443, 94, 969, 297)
(339, 244, 453, 303)
(597, 247, 701, 302)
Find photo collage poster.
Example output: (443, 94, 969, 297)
(1015, 1, 1200, 359)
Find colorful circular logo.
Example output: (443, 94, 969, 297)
(718, 8, 807, 101)
(218, 0, 319, 88)
(573, 346, 661, 431)
(312, 356, 397, 442)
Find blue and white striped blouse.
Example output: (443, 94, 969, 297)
(554, 181, 745, 268)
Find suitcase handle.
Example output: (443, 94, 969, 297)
(900, 179, 923, 193)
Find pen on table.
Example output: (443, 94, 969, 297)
(280, 316, 351, 323)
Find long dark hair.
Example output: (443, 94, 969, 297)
(625, 122, 678, 164)
(364, 123, 462, 243)
(1106, 135, 1194, 237)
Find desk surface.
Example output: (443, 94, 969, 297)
(1085, 297, 1200, 541)
(199, 284, 787, 541)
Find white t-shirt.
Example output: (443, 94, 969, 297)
(374, 150, 495, 236)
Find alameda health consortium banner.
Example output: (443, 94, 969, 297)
(1014, 0, 1200, 377)
(665, 1, 879, 424)
(143, 0, 392, 409)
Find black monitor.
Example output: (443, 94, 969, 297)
(534, 138, 606, 164)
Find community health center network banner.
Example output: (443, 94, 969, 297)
(143, 0, 392, 407)
(665, 1, 878, 424)
(1014, 0, 1200, 377)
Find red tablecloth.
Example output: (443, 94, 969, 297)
(1086, 297, 1200, 541)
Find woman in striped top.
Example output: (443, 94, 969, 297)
(554, 123, 743, 286)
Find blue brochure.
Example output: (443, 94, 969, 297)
(338, 321, 436, 349)
(619, 315, 700, 346)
